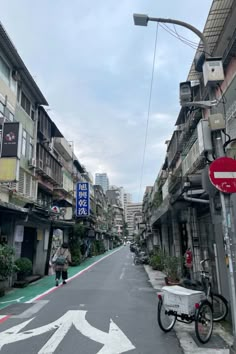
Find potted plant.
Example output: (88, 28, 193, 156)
(149, 249, 165, 271)
(0, 244, 17, 296)
(164, 255, 183, 285)
(15, 257, 32, 281)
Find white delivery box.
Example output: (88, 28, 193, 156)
(162, 285, 205, 316)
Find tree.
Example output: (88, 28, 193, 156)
(69, 224, 85, 266)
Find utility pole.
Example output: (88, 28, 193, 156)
(133, 13, 236, 352)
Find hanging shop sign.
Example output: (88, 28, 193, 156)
(76, 182, 90, 217)
(1, 122, 22, 158)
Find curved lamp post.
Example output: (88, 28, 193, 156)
(133, 13, 210, 58)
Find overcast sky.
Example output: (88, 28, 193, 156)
(1, 0, 212, 202)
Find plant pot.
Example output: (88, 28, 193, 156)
(165, 276, 180, 286)
(17, 273, 26, 281)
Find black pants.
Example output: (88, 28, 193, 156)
(55, 270, 68, 280)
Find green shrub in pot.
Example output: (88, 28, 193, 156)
(15, 257, 32, 280)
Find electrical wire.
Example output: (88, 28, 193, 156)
(138, 23, 159, 202)
(172, 24, 202, 46)
(159, 23, 199, 51)
(159, 23, 213, 57)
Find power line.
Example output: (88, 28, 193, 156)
(160, 23, 199, 50)
(138, 23, 159, 202)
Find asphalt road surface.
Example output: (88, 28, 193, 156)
(0, 247, 183, 354)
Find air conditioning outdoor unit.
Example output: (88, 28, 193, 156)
(12, 69, 21, 82)
(28, 158, 36, 169)
(38, 159, 44, 170)
(45, 166, 52, 177)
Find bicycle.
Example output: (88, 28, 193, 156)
(157, 284, 213, 343)
(180, 259, 228, 322)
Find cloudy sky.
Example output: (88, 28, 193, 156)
(1, 0, 212, 201)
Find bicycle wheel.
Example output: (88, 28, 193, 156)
(212, 294, 228, 322)
(195, 300, 213, 343)
(157, 300, 176, 332)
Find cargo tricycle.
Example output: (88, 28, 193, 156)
(157, 285, 213, 343)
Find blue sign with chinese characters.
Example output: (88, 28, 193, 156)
(76, 182, 90, 217)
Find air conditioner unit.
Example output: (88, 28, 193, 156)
(45, 166, 52, 177)
(58, 156, 62, 164)
(28, 158, 36, 169)
(38, 159, 44, 170)
(12, 69, 21, 82)
(45, 157, 50, 166)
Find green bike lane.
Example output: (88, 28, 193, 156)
(0, 248, 121, 312)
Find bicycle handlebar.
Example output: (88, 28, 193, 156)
(200, 258, 210, 271)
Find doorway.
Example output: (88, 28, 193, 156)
(21, 227, 37, 266)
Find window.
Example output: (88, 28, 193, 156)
(22, 130, 27, 157)
(0, 56, 10, 84)
(21, 91, 31, 116)
(17, 83, 21, 102)
(9, 112, 14, 122)
(0, 101, 4, 114)
(28, 137, 33, 159)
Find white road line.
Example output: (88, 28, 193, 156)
(120, 268, 125, 280)
(11, 300, 49, 319)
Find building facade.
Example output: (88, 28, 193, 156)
(95, 173, 109, 193)
(142, 0, 236, 325)
(126, 203, 143, 238)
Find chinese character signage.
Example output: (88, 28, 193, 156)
(76, 182, 90, 217)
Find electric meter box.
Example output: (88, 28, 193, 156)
(208, 113, 225, 131)
(179, 81, 192, 103)
(203, 57, 224, 87)
(197, 119, 212, 155)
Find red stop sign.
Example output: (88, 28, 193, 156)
(209, 157, 236, 193)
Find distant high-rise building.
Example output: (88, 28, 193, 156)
(126, 203, 143, 237)
(95, 173, 109, 193)
(106, 187, 122, 207)
(124, 193, 132, 222)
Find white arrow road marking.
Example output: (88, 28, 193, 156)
(0, 296, 25, 304)
(74, 311, 135, 354)
(0, 310, 135, 354)
(214, 172, 236, 178)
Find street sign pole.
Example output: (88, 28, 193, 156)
(210, 136, 236, 349)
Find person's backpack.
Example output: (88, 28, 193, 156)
(55, 249, 67, 266)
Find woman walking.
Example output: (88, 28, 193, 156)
(53, 242, 71, 286)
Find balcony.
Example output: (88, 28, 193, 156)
(36, 159, 62, 186)
(167, 130, 182, 168)
(182, 139, 205, 176)
(53, 137, 73, 161)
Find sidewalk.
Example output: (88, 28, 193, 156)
(144, 265, 234, 354)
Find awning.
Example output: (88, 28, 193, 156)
(0, 200, 28, 214)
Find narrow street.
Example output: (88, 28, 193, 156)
(0, 247, 182, 354)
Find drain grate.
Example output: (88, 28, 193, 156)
(0, 303, 33, 316)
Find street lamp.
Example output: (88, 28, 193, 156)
(133, 12, 236, 350)
(133, 14, 210, 57)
